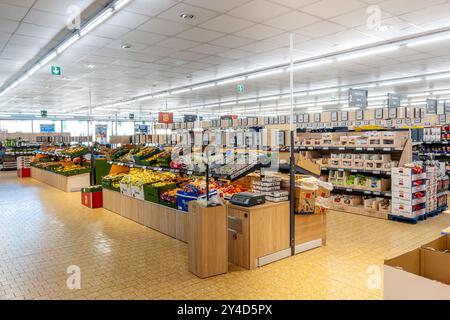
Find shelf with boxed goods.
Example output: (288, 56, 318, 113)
(251, 175, 289, 202)
(390, 164, 430, 222)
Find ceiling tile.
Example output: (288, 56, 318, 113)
(106, 11, 150, 29)
(209, 35, 254, 48)
(295, 21, 347, 38)
(91, 24, 131, 38)
(199, 14, 254, 33)
(189, 43, 229, 54)
(169, 50, 207, 61)
(157, 3, 219, 26)
(183, 0, 251, 13)
(177, 27, 224, 42)
(269, 0, 319, 9)
(264, 10, 320, 31)
(0, 3, 28, 21)
(15, 23, 59, 40)
(23, 9, 68, 29)
(33, 0, 91, 15)
(300, 0, 366, 19)
(228, 0, 291, 23)
(158, 37, 200, 50)
(124, 0, 178, 16)
(331, 7, 392, 28)
(122, 29, 167, 45)
(138, 18, 192, 36)
(0, 19, 18, 33)
(235, 24, 285, 41)
(378, 0, 447, 16)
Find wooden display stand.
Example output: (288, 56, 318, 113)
(227, 201, 290, 269)
(295, 212, 327, 251)
(102, 189, 188, 242)
(31, 167, 90, 192)
(188, 201, 228, 278)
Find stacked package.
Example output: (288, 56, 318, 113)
(252, 175, 288, 202)
(391, 164, 427, 219)
(425, 164, 438, 214)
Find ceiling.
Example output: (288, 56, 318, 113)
(2, 0, 450, 119)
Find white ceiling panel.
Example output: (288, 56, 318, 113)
(184, 0, 251, 13)
(0, 19, 19, 33)
(199, 14, 254, 33)
(158, 3, 219, 25)
(0, 2, 29, 21)
(158, 37, 200, 50)
(300, 0, 366, 19)
(229, 0, 290, 23)
(124, 0, 178, 16)
(235, 24, 285, 40)
(176, 27, 224, 42)
(264, 10, 320, 31)
(138, 18, 192, 36)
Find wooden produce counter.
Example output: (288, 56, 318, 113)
(31, 167, 90, 192)
(227, 201, 291, 269)
(295, 212, 326, 253)
(102, 189, 188, 242)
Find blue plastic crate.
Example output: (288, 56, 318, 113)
(177, 190, 218, 212)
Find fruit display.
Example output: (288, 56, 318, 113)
(60, 146, 89, 157)
(133, 147, 160, 160)
(119, 168, 181, 187)
(31, 159, 90, 176)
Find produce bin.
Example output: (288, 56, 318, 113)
(81, 186, 103, 209)
(177, 190, 218, 212)
(144, 183, 176, 203)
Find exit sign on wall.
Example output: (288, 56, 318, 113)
(51, 66, 61, 76)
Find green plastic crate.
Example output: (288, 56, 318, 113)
(144, 183, 176, 203)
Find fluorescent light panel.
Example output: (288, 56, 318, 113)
(192, 83, 215, 91)
(217, 77, 245, 86)
(379, 78, 422, 87)
(80, 8, 113, 36)
(407, 34, 450, 47)
(247, 69, 284, 79)
(289, 59, 333, 71)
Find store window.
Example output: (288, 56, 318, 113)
(62, 120, 89, 137)
(0, 120, 33, 133)
(116, 121, 134, 136)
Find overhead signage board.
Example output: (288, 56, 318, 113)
(129, 113, 135, 120)
(349, 89, 368, 108)
(95, 124, 108, 140)
(388, 93, 402, 109)
(158, 112, 173, 124)
(426, 99, 438, 114)
(183, 114, 197, 122)
(135, 124, 148, 134)
(445, 101, 450, 114)
(40, 124, 55, 133)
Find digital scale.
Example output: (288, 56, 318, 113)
(230, 192, 265, 207)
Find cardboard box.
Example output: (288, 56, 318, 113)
(384, 245, 450, 300)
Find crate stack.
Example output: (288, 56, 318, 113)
(425, 165, 438, 215)
(391, 167, 427, 221)
(252, 175, 288, 202)
(16, 156, 31, 177)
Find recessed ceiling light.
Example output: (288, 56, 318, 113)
(121, 44, 133, 49)
(179, 13, 195, 19)
(87, 64, 95, 69)
(376, 25, 392, 31)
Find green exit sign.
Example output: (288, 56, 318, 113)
(51, 66, 61, 76)
(41, 110, 47, 118)
(129, 113, 135, 120)
(236, 84, 244, 93)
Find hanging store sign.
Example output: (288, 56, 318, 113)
(388, 93, 402, 109)
(445, 101, 450, 114)
(135, 124, 148, 134)
(375, 108, 383, 120)
(95, 124, 108, 139)
(349, 89, 368, 108)
(158, 112, 173, 124)
(41, 110, 47, 118)
(40, 124, 55, 133)
(236, 84, 245, 93)
(426, 99, 438, 114)
(129, 113, 135, 120)
(183, 114, 197, 122)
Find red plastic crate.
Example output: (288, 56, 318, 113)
(81, 191, 103, 209)
(17, 168, 31, 178)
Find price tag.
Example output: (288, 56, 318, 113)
(364, 191, 371, 194)
(356, 147, 362, 151)
(323, 147, 329, 150)
(338, 147, 345, 150)
(383, 147, 391, 151)
(367, 148, 374, 151)
(373, 171, 381, 174)
(373, 192, 381, 195)
(346, 188, 353, 192)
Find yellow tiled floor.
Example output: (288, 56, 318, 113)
(1, 171, 449, 300)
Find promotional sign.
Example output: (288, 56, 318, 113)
(40, 124, 55, 133)
(341, 111, 348, 121)
(183, 114, 197, 123)
(445, 101, 450, 114)
(95, 124, 108, 140)
(41, 110, 47, 118)
(331, 112, 338, 122)
(426, 99, 438, 114)
(158, 112, 173, 124)
(356, 110, 364, 120)
(349, 89, 368, 108)
(388, 93, 402, 108)
(375, 108, 383, 119)
(220, 115, 238, 120)
(135, 124, 149, 134)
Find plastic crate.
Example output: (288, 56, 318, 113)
(177, 190, 217, 212)
(144, 183, 176, 203)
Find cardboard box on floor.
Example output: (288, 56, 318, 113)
(384, 234, 450, 300)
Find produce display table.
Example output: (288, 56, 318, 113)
(102, 189, 188, 242)
(31, 167, 90, 192)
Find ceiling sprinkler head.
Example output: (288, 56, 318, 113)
(179, 13, 195, 20)
(121, 43, 133, 49)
